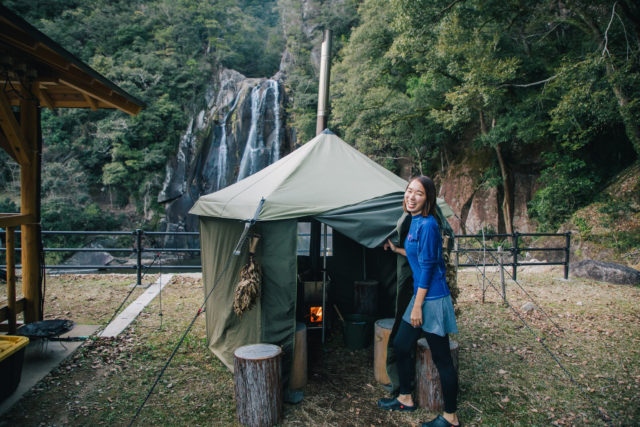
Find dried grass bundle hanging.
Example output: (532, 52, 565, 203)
(233, 235, 262, 316)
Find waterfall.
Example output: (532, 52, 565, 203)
(215, 126, 229, 190)
(270, 79, 281, 163)
(237, 85, 264, 181)
(214, 93, 241, 191)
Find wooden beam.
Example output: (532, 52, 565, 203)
(0, 130, 19, 162)
(0, 298, 25, 324)
(0, 213, 35, 227)
(0, 91, 30, 165)
(34, 85, 55, 109)
(58, 77, 141, 116)
(82, 93, 98, 111)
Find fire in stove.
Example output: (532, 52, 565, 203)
(309, 306, 323, 323)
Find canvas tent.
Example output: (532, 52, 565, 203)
(189, 130, 452, 387)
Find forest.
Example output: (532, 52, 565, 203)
(1, 0, 638, 244)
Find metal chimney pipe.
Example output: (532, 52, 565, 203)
(316, 29, 332, 135)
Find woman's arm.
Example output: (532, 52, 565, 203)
(385, 239, 406, 257)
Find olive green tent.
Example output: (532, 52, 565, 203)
(189, 130, 452, 387)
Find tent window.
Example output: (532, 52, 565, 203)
(297, 222, 333, 256)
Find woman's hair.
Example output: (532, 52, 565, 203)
(403, 175, 437, 217)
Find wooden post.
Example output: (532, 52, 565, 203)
(373, 318, 394, 385)
(414, 338, 459, 411)
(6, 226, 16, 333)
(289, 322, 308, 390)
(20, 97, 41, 323)
(234, 344, 283, 427)
(498, 246, 506, 303)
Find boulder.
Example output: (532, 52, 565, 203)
(65, 250, 114, 267)
(571, 260, 640, 285)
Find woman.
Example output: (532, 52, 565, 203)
(377, 176, 460, 427)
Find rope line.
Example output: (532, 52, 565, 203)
(129, 201, 263, 426)
(453, 212, 564, 332)
(127, 242, 238, 426)
(456, 229, 613, 423)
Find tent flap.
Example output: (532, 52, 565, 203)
(314, 193, 405, 248)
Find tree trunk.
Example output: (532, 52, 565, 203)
(234, 344, 283, 427)
(479, 110, 514, 234)
(494, 143, 514, 234)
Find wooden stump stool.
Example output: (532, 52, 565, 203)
(414, 338, 459, 411)
(373, 318, 394, 385)
(289, 322, 307, 390)
(234, 344, 283, 427)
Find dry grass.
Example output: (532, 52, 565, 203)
(1, 268, 639, 426)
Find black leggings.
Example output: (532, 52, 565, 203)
(393, 321, 458, 413)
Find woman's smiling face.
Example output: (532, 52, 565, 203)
(404, 179, 427, 215)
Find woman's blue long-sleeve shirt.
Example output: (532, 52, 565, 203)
(404, 214, 450, 300)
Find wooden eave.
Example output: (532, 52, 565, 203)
(0, 4, 145, 116)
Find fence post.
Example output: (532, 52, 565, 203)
(454, 238, 459, 269)
(564, 232, 571, 280)
(136, 229, 143, 286)
(498, 246, 506, 304)
(512, 231, 519, 281)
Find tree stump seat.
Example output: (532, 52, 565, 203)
(415, 338, 459, 411)
(234, 343, 283, 427)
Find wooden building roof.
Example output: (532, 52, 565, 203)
(0, 4, 145, 116)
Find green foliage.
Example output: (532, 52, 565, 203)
(527, 153, 598, 230)
(276, 0, 359, 144)
(331, 0, 639, 232)
(7, 0, 283, 228)
(0, 198, 18, 216)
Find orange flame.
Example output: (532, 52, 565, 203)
(310, 306, 323, 323)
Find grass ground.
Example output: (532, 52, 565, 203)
(0, 268, 638, 426)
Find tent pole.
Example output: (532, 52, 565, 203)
(322, 223, 327, 344)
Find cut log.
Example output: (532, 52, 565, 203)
(234, 344, 283, 427)
(354, 280, 378, 316)
(289, 322, 307, 390)
(373, 318, 394, 385)
(414, 338, 459, 411)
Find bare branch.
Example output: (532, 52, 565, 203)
(499, 75, 557, 88)
(602, 1, 618, 58)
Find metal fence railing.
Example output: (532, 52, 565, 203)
(1, 229, 571, 284)
(454, 231, 571, 280)
(0, 229, 201, 286)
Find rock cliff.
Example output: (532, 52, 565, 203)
(158, 68, 289, 237)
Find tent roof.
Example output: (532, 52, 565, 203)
(189, 130, 408, 221)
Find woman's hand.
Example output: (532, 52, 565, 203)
(410, 305, 423, 328)
(384, 239, 396, 252)
(385, 239, 406, 256)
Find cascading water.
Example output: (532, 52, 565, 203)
(214, 93, 240, 191)
(237, 85, 264, 181)
(237, 79, 282, 181)
(270, 79, 281, 163)
(160, 71, 286, 233)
